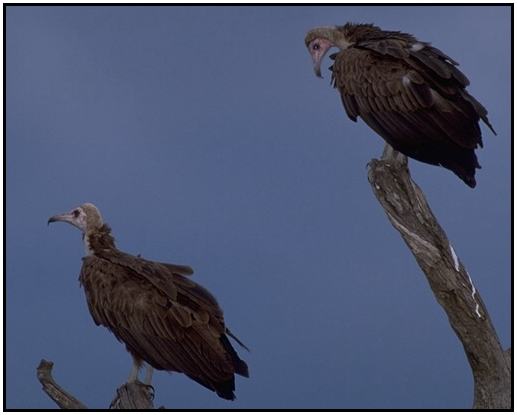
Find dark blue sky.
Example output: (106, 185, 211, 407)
(6, 5, 510, 409)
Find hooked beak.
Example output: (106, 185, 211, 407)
(313, 63, 323, 79)
(307, 37, 334, 80)
(48, 212, 74, 226)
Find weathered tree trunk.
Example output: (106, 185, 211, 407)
(37, 359, 158, 409)
(367, 145, 511, 409)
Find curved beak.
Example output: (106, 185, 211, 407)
(307, 37, 334, 80)
(313, 64, 323, 79)
(48, 212, 74, 226)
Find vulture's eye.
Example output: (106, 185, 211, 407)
(73, 209, 80, 218)
(312, 43, 321, 51)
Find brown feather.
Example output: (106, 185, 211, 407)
(326, 24, 495, 187)
(79, 225, 248, 400)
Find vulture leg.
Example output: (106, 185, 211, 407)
(382, 144, 407, 165)
(143, 364, 154, 385)
(128, 357, 141, 383)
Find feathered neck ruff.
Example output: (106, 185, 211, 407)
(86, 223, 117, 254)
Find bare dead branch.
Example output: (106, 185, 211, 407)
(504, 347, 512, 367)
(37, 359, 162, 409)
(109, 382, 157, 409)
(367, 145, 511, 409)
(36, 359, 87, 409)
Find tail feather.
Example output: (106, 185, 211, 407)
(220, 334, 249, 378)
(226, 328, 250, 352)
(215, 377, 237, 401)
(187, 373, 236, 401)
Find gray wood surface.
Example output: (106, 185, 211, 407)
(367, 145, 511, 409)
(36, 359, 158, 409)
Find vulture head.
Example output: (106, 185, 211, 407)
(305, 26, 354, 78)
(48, 202, 103, 234)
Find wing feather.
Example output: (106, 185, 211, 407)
(79, 254, 247, 399)
(331, 45, 489, 186)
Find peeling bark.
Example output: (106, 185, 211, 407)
(109, 382, 156, 409)
(367, 145, 511, 409)
(36, 360, 87, 409)
(36, 359, 159, 409)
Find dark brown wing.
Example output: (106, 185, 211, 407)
(405, 44, 495, 136)
(79, 254, 248, 400)
(110, 251, 223, 321)
(331, 43, 492, 187)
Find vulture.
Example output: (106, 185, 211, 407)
(305, 23, 496, 187)
(48, 203, 249, 400)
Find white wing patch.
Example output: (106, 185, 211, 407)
(410, 42, 425, 52)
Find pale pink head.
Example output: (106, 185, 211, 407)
(305, 26, 354, 78)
